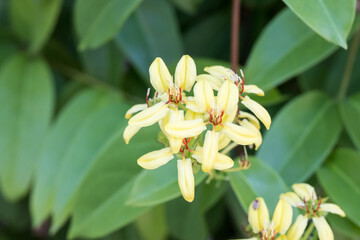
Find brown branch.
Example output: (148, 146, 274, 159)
(231, 0, 241, 72)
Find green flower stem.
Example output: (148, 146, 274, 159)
(337, 28, 360, 100)
(301, 221, 315, 240)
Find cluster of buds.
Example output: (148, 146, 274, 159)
(123, 55, 271, 202)
(244, 183, 345, 240)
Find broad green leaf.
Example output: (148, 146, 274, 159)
(257, 92, 341, 184)
(75, 0, 143, 50)
(49, 91, 128, 233)
(339, 93, 360, 151)
(228, 157, 289, 213)
(135, 205, 167, 240)
(317, 148, 360, 227)
(115, 0, 183, 79)
(0, 54, 54, 201)
(245, 9, 338, 91)
(9, 0, 62, 53)
(68, 126, 162, 239)
(30, 89, 114, 227)
(327, 214, 360, 239)
(283, 0, 355, 49)
(170, 0, 204, 14)
(126, 161, 205, 207)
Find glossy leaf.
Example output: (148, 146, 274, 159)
(339, 93, 360, 151)
(68, 126, 162, 239)
(127, 161, 205, 207)
(317, 148, 360, 227)
(283, 0, 356, 49)
(245, 9, 338, 91)
(9, 0, 62, 53)
(0, 54, 54, 201)
(228, 157, 289, 213)
(30, 89, 115, 227)
(75, 0, 143, 50)
(327, 214, 360, 239)
(49, 91, 128, 233)
(115, 0, 183, 79)
(257, 92, 341, 184)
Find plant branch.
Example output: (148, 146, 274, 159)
(301, 221, 315, 240)
(337, 28, 360, 100)
(231, 0, 241, 72)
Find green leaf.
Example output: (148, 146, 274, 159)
(0, 53, 54, 201)
(339, 93, 360, 151)
(228, 157, 289, 213)
(126, 161, 205, 207)
(49, 91, 129, 233)
(283, 0, 356, 49)
(68, 126, 162, 239)
(170, 0, 204, 14)
(30, 89, 114, 227)
(327, 214, 360, 239)
(115, 0, 183, 79)
(317, 148, 360, 227)
(257, 92, 342, 184)
(245, 9, 338, 91)
(135, 205, 167, 240)
(75, 0, 143, 50)
(9, 0, 62, 53)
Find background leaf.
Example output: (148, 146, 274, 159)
(68, 126, 162, 239)
(75, 0, 143, 50)
(283, 0, 356, 48)
(115, 0, 183, 79)
(228, 157, 289, 213)
(9, 0, 62, 53)
(317, 148, 360, 227)
(245, 9, 338, 90)
(257, 91, 342, 184)
(0, 53, 54, 201)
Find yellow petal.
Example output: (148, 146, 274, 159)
(313, 217, 334, 240)
(319, 203, 346, 217)
(217, 80, 239, 114)
(238, 111, 260, 130)
(286, 215, 308, 240)
(166, 109, 185, 153)
(123, 125, 140, 144)
(239, 119, 262, 150)
(222, 122, 260, 146)
(280, 192, 302, 207)
(129, 102, 169, 127)
(193, 146, 233, 170)
(243, 85, 264, 96)
(177, 158, 195, 202)
(185, 96, 203, 113)
(204, 65, 235, 81)
(196, 74, 223, 91)
(202, 130, 220, 172)
(194, 79, 215, 113)
(137, 147, 174, 169)
(248, 197, 270, 234)
(218, 133, 231, 150)
(272, 199, 293, 235)
(175, 55, 197, 92)
(149, 57, 172, 94)
(185, 110, 203, 120)
(276, 236, 288, 240)
(241, 96, 271, 130)
(125, 103, 148, 119)
(165, 119, 206, 139)
(292, 183, 317, 201)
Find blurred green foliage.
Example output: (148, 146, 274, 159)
(0, 0, 359, 239)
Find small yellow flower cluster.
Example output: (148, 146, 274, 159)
(244, 183, 345, 240)
(123, 55, 271, 202)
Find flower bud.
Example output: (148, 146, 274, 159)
(149, 57, 172, 94)
(177, 158, 195, 202)
(218, 80, 239, 114)
(193, 79, 214, 113)
(202, 130, 220, 172)
(272, 199, 293, 235)
(175, 55, 197, 92)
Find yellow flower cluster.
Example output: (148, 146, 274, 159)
(123, 55, 271, 202)
(244, 183, 345, 240)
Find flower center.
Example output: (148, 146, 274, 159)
(209, 102, 224, 126)
(168, 83, 183, 104)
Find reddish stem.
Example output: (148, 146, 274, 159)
(231, 0, 241, 72)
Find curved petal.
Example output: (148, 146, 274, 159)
(175, 55, 197, 92)
(286, 215, 308, 240)
(272, 199, 293, 235)
(204, 65, 235, 81)
(313, 217, 334, 240)
(185, 110, 203, 120)
(125, 104, 148, 119)
(202, 130, 220, 172)
(280, 192, 302, 207)
(248, 197, 270, 234)
(123, 125, 140, 144)
(129, 102, 169, 127)
(239, 119, 262, 150)
(292, 183, 317, 201)
(137, 148, 174, 169)
(177, 158, 195, 202)
(238, 111, 260, 130)
(193, 146, 233, 170)
(319, 203, 346, 217)
(193, 79, 215, 113)
(243, 85, 265, 96)
(217, 80, 239, 114)
(222, 122, 260, 146)
(241, 96, 271, 130)
(166, 109, 185, 153)
(165, 119, 206, 139)
(196, 74, 223, 91)
(149, 57, 172, 94)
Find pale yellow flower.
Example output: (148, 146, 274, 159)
(286, 215, 308, 240)
(177, 158, 195, 202)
